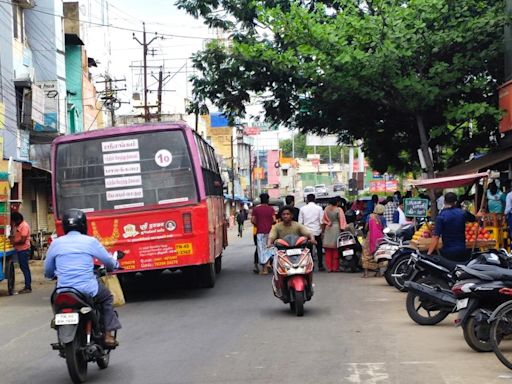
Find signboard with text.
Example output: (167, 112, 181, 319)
(404, 198, 429, 218)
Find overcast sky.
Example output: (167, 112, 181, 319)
(80, 0, 218, 115)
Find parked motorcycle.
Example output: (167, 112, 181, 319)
(272, 235, 314, 316)
(50, 251, 124, 383)
(404, 251, 506, 326)
(337, 230, 362, 272)
(453, 253, 512, 352)
(404, 252, 474, 325)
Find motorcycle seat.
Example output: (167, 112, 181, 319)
(430, 255, 470, 271)
(462, 264, 512, 281)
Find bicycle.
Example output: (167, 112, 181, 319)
(489, 286, 512, 369)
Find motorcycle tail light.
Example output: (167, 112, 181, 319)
(54, 293, 79, 307)
(61, 308, 74, 313)
(500, 288, 512, 296)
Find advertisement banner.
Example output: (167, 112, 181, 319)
(369, 180, 398, 193)
(34, 81, 59, 132)
(31, 85, 45, 125)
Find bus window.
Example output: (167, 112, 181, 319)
(55, 130, 198, 215)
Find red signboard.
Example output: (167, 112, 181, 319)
(370, 180, 398, 193)
(499, 81, 512, 134)
(244, 127, 261, 136)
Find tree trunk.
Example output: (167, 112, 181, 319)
(416, 114, 438, 218)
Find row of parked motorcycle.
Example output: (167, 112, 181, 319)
(378, 224, 512, 371)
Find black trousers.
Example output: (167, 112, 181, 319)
(308, 235, 324, 268)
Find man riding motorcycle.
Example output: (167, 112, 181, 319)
(44, 209, 122, 347)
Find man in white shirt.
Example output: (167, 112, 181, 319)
(299, 194, 325, 271)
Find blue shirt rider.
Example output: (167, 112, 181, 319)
(44, 209, 122, 347)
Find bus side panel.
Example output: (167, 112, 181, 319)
(82, 204, 211, 272)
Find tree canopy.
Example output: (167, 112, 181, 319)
(176, 0, 507, 173)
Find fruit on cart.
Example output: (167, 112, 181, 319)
(465, 223, 491, 242)
(412, 222, 434, 241)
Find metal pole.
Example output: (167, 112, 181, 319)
(142, 22, 148, 122)
(157, 67, 163, 122)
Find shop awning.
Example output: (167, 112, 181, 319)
(411, 172, 489, 189)
(437, 148, 512, 177)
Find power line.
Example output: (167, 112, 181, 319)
(0, 0, 215, 40)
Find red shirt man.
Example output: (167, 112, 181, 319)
(251, 193, 276, 274)
(10, 212, 32, 293)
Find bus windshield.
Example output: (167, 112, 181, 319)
(55, 130, 198, 216)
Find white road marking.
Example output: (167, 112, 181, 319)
(345, 363, 390, 384)
(0, 323, 47, 352)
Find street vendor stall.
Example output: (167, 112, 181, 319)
(409, 172, 498, 251)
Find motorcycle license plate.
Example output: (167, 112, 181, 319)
(456, 298, 469, 311)
(286, 249, 302, 256)
(55, 313, 79, 325)
(343, 249, 354, 256)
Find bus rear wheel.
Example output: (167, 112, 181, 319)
(199, 263, 216, 288)
(215, 255, 222, 274)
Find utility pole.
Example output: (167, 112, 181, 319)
(96, 75, 126, 127)
(152, 66, 170, 122)
(231, 133, 235, 209)
(133, 22, 162, 122)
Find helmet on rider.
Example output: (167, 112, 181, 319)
(62, 209, 87, 235)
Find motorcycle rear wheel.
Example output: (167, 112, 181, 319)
(405, 276, 450, 325)
(463, 313, 492, 352)
(65, 328, 88, 383)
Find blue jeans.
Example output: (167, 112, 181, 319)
(16, 249, 32, 289)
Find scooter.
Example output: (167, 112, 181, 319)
(337, 230, 362, 272)
(272, 235, 314, 316)
(50, 251, 124, 384)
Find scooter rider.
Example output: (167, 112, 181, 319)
(44, 209, 122, 347)
(268, 206, 317, 247)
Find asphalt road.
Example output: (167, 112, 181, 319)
(0, 229, 511, 384)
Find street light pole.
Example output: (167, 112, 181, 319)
(231, 131, 235, 207)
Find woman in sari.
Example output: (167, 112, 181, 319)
(362, 204, 387, 277)
(322, 198, 347, 272)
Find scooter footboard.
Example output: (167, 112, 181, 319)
(404, 281, 457, 307)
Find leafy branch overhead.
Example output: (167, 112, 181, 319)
(176, 0, 508, 173)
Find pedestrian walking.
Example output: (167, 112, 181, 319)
(9, 212, 32, 293)
(299, 194, 325, 271)
(236, 209, 246, 237)
(322, 198, 347, 272)
(251, 193, 276, 274)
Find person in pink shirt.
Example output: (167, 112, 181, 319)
(9, 212, 32, 293)
(251, 193, 276, 274)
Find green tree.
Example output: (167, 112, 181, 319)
(177, 0, 507, 174)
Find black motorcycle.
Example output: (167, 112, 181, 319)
(404, 251, 507, 326)
(404, 252, 476, 325)
(50, 252, 124, 384)
(453, 257, 512, 352)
